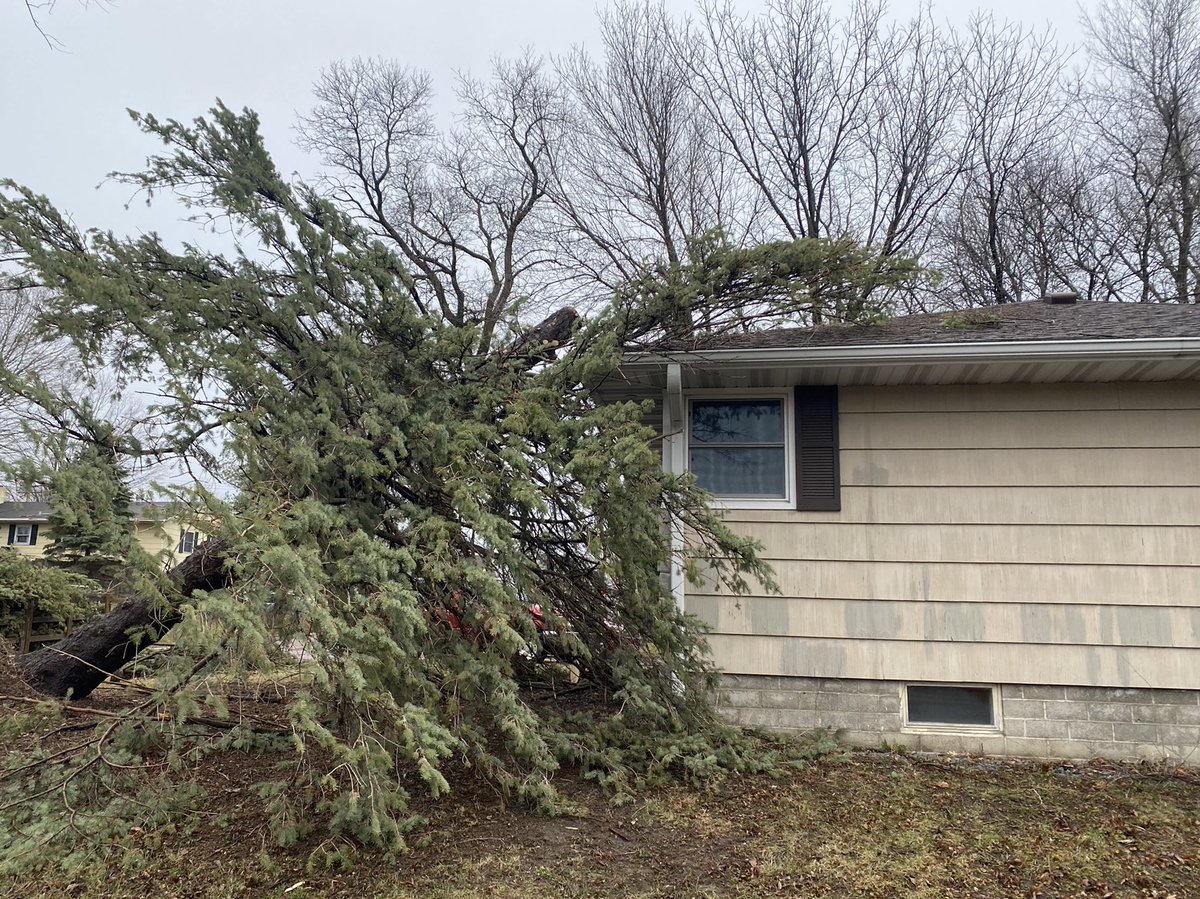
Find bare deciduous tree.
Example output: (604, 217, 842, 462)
(293, 1, 1200, 318)
(1083, 0, 1200, 303)
(1, 278, 163, 499)
(547, 1, 753, 305)
(685, 1, 976, 313)
(0, 284, 77, 485)
(297, 55, 565, 352)
(855, 9, 965, 265)
(932, 15, 1069, 306)
(693, 0, 890, 245)
(21, 0, 110, 50)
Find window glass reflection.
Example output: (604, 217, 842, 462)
(690, 400, 783, 444)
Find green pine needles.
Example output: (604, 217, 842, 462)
(0, 552, 96, 643)
(0, 103, 859, 868)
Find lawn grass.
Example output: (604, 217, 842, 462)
(3, 749, 1197, 899)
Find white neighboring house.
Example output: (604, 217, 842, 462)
(604, 296, 1200, 762)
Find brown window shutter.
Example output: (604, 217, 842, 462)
(29, 524, 38, 546)
(795, 386, 840, 511)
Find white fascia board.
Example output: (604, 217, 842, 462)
(623, 337, 1200, 371)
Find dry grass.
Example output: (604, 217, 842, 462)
(2, 746, 1198, 899)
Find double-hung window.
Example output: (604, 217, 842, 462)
(688, 397, 791, 507)
(685, 387, 841, 512)
(7, 523, 38, 546)
(178, 530, 198, 554)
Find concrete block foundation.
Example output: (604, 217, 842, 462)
(718, 675, 1200, 763)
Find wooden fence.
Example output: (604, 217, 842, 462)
(14, 603, 70, 654)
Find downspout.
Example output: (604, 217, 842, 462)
(663, 363, 686, 613)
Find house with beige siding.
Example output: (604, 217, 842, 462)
(605, 296, 1200, 762)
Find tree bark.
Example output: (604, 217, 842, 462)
(500, 307, 579, 365)
(16, 538, 230, 699)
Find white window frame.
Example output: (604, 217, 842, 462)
(684, 390, 795, 511)
(179, 530, 198, 554)
(900, 682, 1003, 735)
(13, 524, 33, 546)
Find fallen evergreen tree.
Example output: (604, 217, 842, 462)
(0, 103, 912, 862)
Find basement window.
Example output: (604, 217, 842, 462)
(904, 684, 999, 730)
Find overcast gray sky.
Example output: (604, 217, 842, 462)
(2, 0, 1086, 245)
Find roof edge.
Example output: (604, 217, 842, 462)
(622, 336, 1200, 370)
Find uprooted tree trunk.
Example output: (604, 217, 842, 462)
(16, 538, 231, 699)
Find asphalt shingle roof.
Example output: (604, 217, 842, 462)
(0, 501, 51, 521)
(652, 300, 1200, 352)
(0, 501, 175, 522)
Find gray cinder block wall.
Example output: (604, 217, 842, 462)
(719, 675, 1200, 763)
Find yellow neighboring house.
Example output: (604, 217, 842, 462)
(0, 488, 200, 568)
